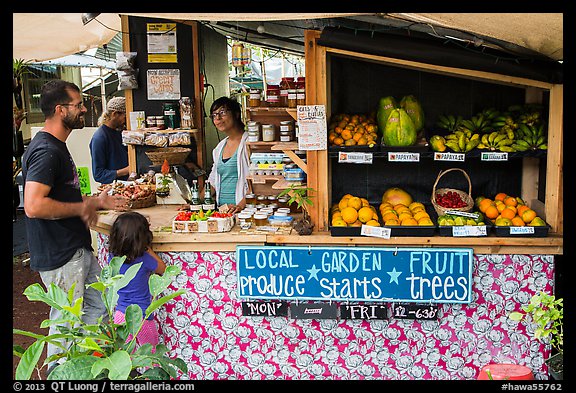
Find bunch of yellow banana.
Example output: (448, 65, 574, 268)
(477, 131, 515, 152)
(512, 123, 548, 151)
(444, 130, 480, 152)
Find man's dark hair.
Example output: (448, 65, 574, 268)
(40, 79, 81, 118)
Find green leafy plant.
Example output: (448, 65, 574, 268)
(509, 291, 563, 378)
(13, 256, 188, 380)
(278, 184, 315, 235)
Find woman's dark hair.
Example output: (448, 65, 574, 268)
(210, 96, 245, 129)
(108, 211, 152, 263)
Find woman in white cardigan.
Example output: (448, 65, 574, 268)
(207, 97, 250, 214)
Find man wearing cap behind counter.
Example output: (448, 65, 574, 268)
(89, 96, 130, 184)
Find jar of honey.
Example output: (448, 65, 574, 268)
(253, 213, 269, 227)
(279, 77, 295, 107)
(249, 89, 261, 107)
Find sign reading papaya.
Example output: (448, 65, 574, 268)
(236, 246, 473, 304)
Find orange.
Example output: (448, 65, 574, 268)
(401, 218, 418, 226)
(393, 204, 410, 213)
(382, 211, 399, 222)
(366, 219, 381, 227)
(496, 202, 507, 213)
(479, 198, 494, 213)
(361, 198, 370, 207)
(358, 207, 374, 223)
(418, 217, 434, 226)
(333, 137, 344, 146)
(501, 207, 517, 220)
(517, 205, 530, 216)
(332, 219, 347, 227)
(485, 205, 499, 220)
(504, 196, 518, 207)
(341, 129, 353, 141)
(384, 218, 400, 226)
(511, 216, 526, 227)
(338, 198, 350, 211)
(347, 196, 362, 210)
(413, 210, 430, 222)
(350, 220, 363, 227)
(353, 132, 363, 142)
(340, 207, 359, 224)
(521, 209, 537, 224)
(494, 192, 508, 202)
(344, 139, 357, 146)
(398, 212, 414, 222)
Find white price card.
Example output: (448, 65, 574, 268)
(510, 226, 535, 234)
(481, 152, 508, 161)
(388, 152, 420, 162)
(452, 226, 487, 237)
(445, 210, 480, 219)
(361, 225, 391, 239)
(338, 152, 373, 164)
(434, 152, 465, 161)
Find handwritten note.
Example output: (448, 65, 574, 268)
(147, 69, 181, 100)
(297, 105, 327, 150)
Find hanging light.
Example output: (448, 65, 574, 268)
(81, 13, 101, 25)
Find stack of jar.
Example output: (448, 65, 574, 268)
(238, 193, 293, 228)
(247, 121, 261, 142)
(279, 120, 295, 142)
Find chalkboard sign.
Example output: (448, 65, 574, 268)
(340, 304, 388, 320)
(241, 301, 288, 317)
(236, 246, 473, 304)
(392, 303, 439, 320)
(291, 302, 338, 319)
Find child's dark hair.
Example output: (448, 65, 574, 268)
(108, 211, 152, 263)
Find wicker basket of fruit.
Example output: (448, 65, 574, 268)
(431, 168, 474, 216)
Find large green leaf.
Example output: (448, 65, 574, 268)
(145, 289, 186, 318)
(15, 341, 44, 380)
(23, 283, 69, 311)
(91, 350, 132, 380)
(47, 356, 100, 380)
(125, 304, 143, 336)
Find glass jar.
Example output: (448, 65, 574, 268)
(280, 130, 293, 142)
(257, 195, 268, 205)
(249, 89, 261, 107)
(279, 77, 295, 107)
(237, 212, 253, 230)
(287, 89, 297, 108)
(277, 197, 289, 209)
(296, 87, 306, 106)
(266, 85, 280, 107)
(245, 193, 256, 205)
(253, 213, 269, 227)
(267, 195, 278, 205)
(262, 124, 276, 142)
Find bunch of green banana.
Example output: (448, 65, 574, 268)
(459, 113, 493, 134)
(478, 107, 500, 121)
(477, 131, 515, 152)
(518, 111, 542, 126)
(512, 123, 548, 151)
(438, 213, 486, 226)
(491, 113, 518, 136)
(444, 130, 480, 152)
(436, 114, 463, 133)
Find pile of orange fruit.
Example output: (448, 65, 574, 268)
(379, 200, 434, 226)
(331, 194, 381, 227)
(328, 112, 379, 147)
(476, 193, 546, 226)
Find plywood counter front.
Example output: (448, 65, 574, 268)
(92, 204, 562, 254)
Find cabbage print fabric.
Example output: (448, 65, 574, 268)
(97, 234, 554, 380)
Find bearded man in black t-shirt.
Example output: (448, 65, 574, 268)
(21, 80, 128, 375)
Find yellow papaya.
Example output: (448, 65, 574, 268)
(429, 135, 446, 152)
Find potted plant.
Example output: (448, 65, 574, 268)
(509, 291, 563, 380)
(13, 256, 188, 380)
(278, 184, 315, 235)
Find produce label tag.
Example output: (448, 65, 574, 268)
(510, 226, 535, 234)
(445, 211, 479, 219)
(481, 152, 508, 161)
(452, 226, 487, 237)
(361, 225, 391, 239)
(241, 301, 289, 317)
(392, 303, 439, 320)
(340, 303, 388, 320)
(338, 152, 373, 164)
(434, 152, 465, 161)
(388, 152, 420, 162)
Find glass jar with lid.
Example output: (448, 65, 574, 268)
(266, 85, 280, 107)
(261, 124, 276, 142)
(279, 77, 295, 107)
(287, 89, 297, 108)
(249, 89, 262, 107)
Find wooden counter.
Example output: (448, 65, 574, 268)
(92, 204, 563, 254)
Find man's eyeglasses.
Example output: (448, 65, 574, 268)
(58, 102, 85, 110)
(210, 109, 229, 120)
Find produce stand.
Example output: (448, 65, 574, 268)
(90, 18, 563, 380)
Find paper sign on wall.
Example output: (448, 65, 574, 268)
(77, 167, 91, 196)
(147, 69, 181, 100)
(297, 105, 327, 150)
(147, 23, 178, 63)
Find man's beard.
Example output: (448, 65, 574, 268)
(63, 112, 85, 130)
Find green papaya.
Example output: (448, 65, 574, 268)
(429, 135, 446, 152)
(399, 95, 425, 132)
(382, 108, 417, 147)
(376, 96, 398, 132)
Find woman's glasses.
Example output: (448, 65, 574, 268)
(210, 109, 229, 120)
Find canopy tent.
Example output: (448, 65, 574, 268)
(13, 13, 563, 63)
